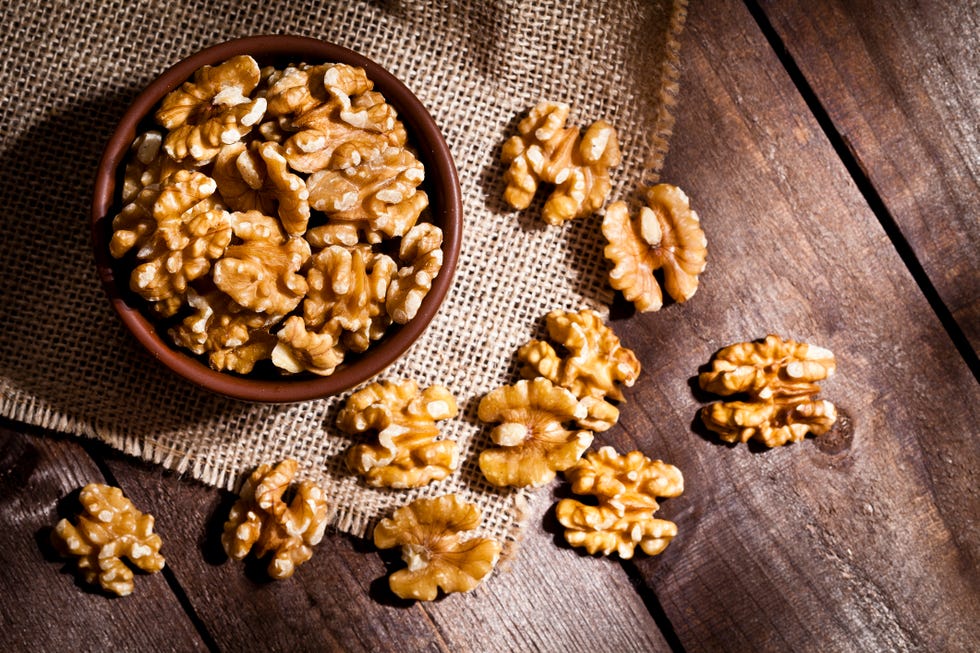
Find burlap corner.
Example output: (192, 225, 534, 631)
(0, 0, 687, 551)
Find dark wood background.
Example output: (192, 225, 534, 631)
(2, 0, 977, 650)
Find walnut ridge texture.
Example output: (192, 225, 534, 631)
(221, 459, 330, 580)
(477, 377, 594, 488)
(603, 183, 707, 312)
(51, 484, 166, 596)
(699, 335, 838, 447)
(373, 494, 501, 601)
(502, 101, 621, 225)
(518, 309, 641, 431)
(337, 378, 460, 489)
(110, 55, 443, 376)
(556, 447, 684, 559)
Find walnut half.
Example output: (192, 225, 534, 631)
(51, 484, 165, 596)
(477, 377, 593, 488)
(556, 447, 684, 558)
(338, 379, 460, 489)
(502, 101, 621, 225)
(373, 494, 501, 601)
(518, 309, 641, 431)
(603, 184, 707, 312)
(221, 459, 330, 580)
(699, 335, 838, 447)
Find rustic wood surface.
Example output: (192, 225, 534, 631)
(2, 0, 977, 651)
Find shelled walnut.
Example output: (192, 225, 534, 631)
(338, 379, 459, 489)
(477, 377, 593, 488)
(212, 210, 311, 317)
(51, 484, 165, 596)
(222, 459, 330, 580)
(155, 55, 267, 165)
(556, 447, 683, 559)
(386, 223, 444, 324)
(169, 288, 279, 374)
(502, 101, 621, 225)
(126, 169, 232, 318)
(373, 494, 501, 601)
(603, 184, 707, 312)
(699, 334, 838, 447)
(110, 55, 445, 377)
(518, 309, 640, 431)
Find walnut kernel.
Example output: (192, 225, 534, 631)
(51, 484, 165, 596)
(699, 335, 838, 447)
(156, 55, 267, 164)
(603, 184, 707, 312)
(222, 459, 330, 580)
(477, 377, 593, 488)
(556, 447, 683, 558)
(518, 309, 640, 431)
(338, 379, 459, 489)
(502, 101, 621, 224)
(373, 494, 501, 601)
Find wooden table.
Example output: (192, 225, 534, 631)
(3, 0, 977, 650)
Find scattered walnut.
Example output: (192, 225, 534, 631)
(556, 446, 683, 558)
(338, 379, 459, 489)
(701, 397, 838, 448)
(51, 484, 165, 596)
(699, 335, 838, 447)
(156, 55, 267, 164)
(222, 459, 330, 580)
(501, 101, 621, 225)
(373, 494, 501, 601)
(603, 184, 707, 312)
(517, 309, 640, 431)
(477, 377, 593, 488)
(386, 223, 444, 324)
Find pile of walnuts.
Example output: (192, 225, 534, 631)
(111, 55, 443, 376)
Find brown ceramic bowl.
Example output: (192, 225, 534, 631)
(91, 35, 462, 403)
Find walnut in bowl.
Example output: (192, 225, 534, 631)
(92, 36, 462, 402)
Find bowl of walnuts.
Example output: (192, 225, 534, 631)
(91, 35, 462, 402)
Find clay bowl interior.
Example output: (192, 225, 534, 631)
(92, 35, 462, 403)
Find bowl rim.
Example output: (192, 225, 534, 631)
(91, 35, 462, 403)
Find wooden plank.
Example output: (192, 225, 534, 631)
(597, 0, 980, 650)
(0, 425, 207, 652)
(100, 450, 673, 651)
(756, 0, 980, 353)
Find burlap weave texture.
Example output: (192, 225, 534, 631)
(0, 0, 685, 545)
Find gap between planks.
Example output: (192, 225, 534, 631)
(743, 0, 980, 381)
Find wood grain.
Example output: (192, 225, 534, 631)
(597, 0, 980, 650)
(0, 426, 208, 652)
(756, 0, 980, 353)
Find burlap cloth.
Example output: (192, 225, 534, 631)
(0, 0, 686, 549)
